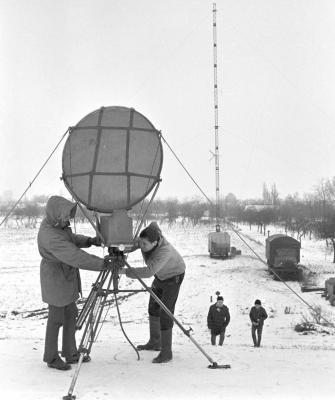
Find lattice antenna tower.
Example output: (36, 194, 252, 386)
(213, 3, 220, 231)
(213, 3, 221, 230)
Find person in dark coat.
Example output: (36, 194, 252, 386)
(249, 299, 268, 347)
(124, 222, 186, 364)
(207, 296, 230, 345)
(38, 196, 105, 370)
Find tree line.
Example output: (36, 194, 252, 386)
(2, 178, 335, 261)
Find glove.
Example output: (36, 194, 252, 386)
(88, 236, 102, 247)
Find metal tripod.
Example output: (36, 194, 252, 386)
(63, 248, 230, 400)
(63, 248, 145, 400)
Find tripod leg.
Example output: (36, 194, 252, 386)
(63, 293, 106, 400)
(63, 271, 114, 400)
(76, 270, 108, 329)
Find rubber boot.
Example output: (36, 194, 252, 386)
(137, 315, 161, 351)
(152, 329, 172, 363)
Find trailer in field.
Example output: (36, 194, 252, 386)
(265, 234, 301, 280)
(208, 231, 231, 259)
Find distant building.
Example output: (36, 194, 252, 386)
(244, 204, 277, 212)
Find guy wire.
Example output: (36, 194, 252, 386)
(0, 128, 70, 227)
(133, 181, 161, 240)
(75, 201, 105, 245)
(160, 134, 212, 205)
(133, 137, 162, 236)
(161, 135, 334, 328)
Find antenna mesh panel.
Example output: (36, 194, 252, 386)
(62, 106, 163, 212)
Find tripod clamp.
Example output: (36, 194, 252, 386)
(185, 327, 193, 336)
(104, 247, 125, 271)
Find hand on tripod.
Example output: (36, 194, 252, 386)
(104, 255, 125, 273)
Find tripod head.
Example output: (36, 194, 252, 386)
(104, 246, 126, 275)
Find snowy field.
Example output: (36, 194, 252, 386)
(1, 221, 335, 400)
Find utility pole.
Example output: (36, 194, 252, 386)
(212, 3, 221, 231)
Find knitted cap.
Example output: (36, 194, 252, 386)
(217, 296, 224, 301)
(255, 299, 261, 305)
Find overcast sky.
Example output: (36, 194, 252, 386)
(1, 0, 335, 203)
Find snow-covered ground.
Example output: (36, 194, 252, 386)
(1, 221, 335, 400)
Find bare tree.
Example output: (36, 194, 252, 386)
(262, 183, 271, 205)
(166, 198, 179, 226)
(23, 202, 42, 228)
(271, 183, 279, 205)
(314, 214, 335, 263)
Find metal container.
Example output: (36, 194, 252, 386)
(208, 231, 230, 258)
(100, 210, 133, 247)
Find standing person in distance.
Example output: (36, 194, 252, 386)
(249, 299, 268, 347)
(124, 222, 186, 363)
(207, 296, 230, 345)
(38, 195, 106, 371)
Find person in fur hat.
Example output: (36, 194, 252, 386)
(207, 296, 230, 345)
(124, 222, 186, 363)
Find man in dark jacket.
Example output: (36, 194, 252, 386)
(38, 196, 105, 370)
(249, 299, 268, 347)
(207, 296, 230, 345)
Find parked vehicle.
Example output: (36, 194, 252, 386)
(208, 231, 230, 258)
(265, 234, 301, 280)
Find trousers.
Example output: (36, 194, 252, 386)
(148, 273, 184, 330)
(43, 302, 78, 363)
(211, 329, 226, 345)
(251, 324, 263, 346)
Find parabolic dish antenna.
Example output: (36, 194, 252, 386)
(62, 106, 163, 213)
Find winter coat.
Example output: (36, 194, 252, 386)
(249, 306, 268, 326)
(126, 222, 186, 280)
(38, 196, 104, 307)
(207, 304, 230, 334)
